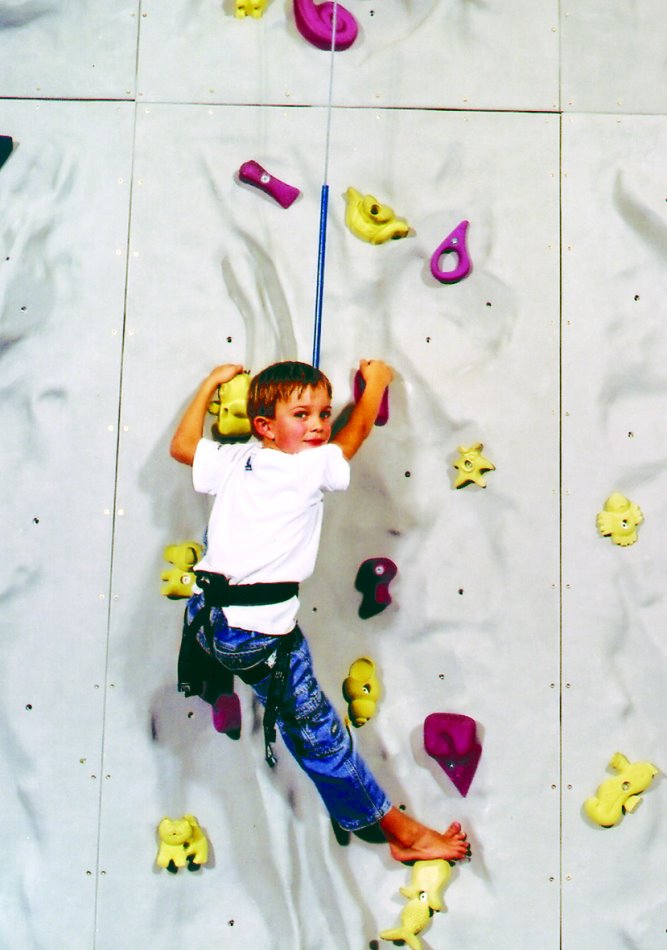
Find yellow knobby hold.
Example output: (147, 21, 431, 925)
(235, 0, 268, 17)
(156, 815, 209, 871)
(208, 372, 252, 438)
(583, 753, 658, 827)
(380, 892, 432, 950)
(161, 541, 203, 598)
(344, 187, 411, 244)
(596, 492, 643, 546)
(400, 859, 453, 912)
(342, 656, 381, 727)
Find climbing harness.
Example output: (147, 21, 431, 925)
(178, 571, 301, 766)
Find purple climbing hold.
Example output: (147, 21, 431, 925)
(355, 557, 397, 619)
(423, 712, 482, 797)
(212, 692, 242, 740)
(354, 370, 389, 427)
(238, 160, 301, 209)
(430, 220, 472, 284)
(293, 0, 358, 51)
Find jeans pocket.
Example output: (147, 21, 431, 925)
(290, 686, 348, 760)
(212, 621, 279, 673)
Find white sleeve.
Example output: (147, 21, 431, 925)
(318, 443, 350, 492)
(191, 439, 227, 495)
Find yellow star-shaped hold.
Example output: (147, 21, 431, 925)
(453, 443, 495, 489)
(235, 0, 268, 17)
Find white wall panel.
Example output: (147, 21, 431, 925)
(2, 3, 665, 948)
(92, 102, 560, 948)
(137, 0, 559, 110)
(561, 1, 667, 114)
(0, 2, 139, 99)
(0, 100, 135, 949)
(562, 114, 667, 949)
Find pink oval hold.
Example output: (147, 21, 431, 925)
(293, 0, 358, 51)
(430, 219, 472, 284)
(238, 160, 301, 209)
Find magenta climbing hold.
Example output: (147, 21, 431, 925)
(238, 160, 301, 208)
(293, 0, 358, 51)
(212, 692, 242, 740)
(353, 370, 389, 426)
(355, 557, 397, 619)
(424, 712, 482, 797)
(430, 220, 472, 284)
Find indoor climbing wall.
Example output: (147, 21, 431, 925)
(1, 2, 665, 949)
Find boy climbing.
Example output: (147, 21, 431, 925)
(170, 358, 468, 864)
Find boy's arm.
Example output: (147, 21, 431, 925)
(170, 364, 244, 466)
(332, 360, 394, 460)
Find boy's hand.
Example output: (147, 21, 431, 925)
(358, 359, 394, 389)
(207, 364, 245, 387)
(332, 359, 395, 460)
(170, 363, 245, 466)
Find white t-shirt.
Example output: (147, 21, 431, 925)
(192, 438, 350, 634)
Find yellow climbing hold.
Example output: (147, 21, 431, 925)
(342, 657, 381, 727)
(208, 372, 252, 438)
(344, 187, 410, 244)
(583, 753, 658, 827)
(596, 492, 643, 546)
(453, 443, 495, 489)
(235, 0, 268, 17)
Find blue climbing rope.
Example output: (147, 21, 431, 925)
(311, 2, 338, 369)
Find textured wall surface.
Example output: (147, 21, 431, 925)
(1, 2, 665, 948)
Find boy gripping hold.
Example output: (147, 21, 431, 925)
(171, 359, 468, 863)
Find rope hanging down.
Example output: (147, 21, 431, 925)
(311, 2, 339, 369)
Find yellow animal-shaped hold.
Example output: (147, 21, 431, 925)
(342, 657, 381, 727)
(161, 542, 203, 599)
(380, 892, 432, 950)
(208, 372, 252, 438)
(156, 815, 209, 872)
(235, 0, 267, 17)
(583, 753, 658, 827)
(380, 859, 456, 949)
(596, 493, 643, 546)
(400, 859, 453, 912)
(344, 187, 411, 244)
(453, 443, 495, 489)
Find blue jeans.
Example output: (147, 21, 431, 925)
(186, 592, 391, 831)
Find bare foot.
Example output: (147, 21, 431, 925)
(379, 808, 469, 863)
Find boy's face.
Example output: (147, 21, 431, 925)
(257, 384, 333, 454)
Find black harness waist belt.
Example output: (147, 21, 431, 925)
(195, 571, 299, 607)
